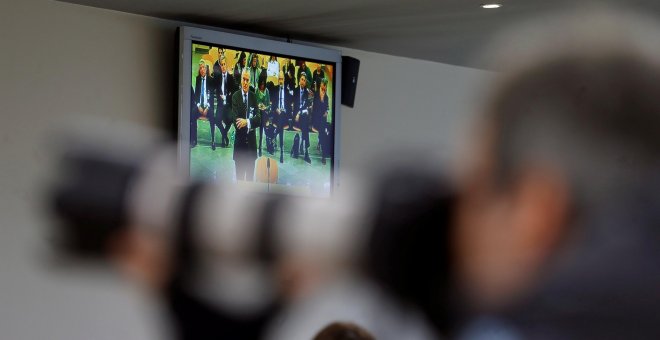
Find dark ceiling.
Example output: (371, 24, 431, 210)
(58, 0, 660, 69)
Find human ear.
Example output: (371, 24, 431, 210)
(509, 167, 570, 279)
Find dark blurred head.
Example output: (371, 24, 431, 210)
(456, 9, 660, 309)
(240, 52, 247, 67)
(313, 322, 375, 340)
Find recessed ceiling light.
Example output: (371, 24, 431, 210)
(481, 3, 502, 9)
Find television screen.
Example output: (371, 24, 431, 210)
(178, 27, 342, 197)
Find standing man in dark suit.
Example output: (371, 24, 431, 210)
(214, 56, 236, 148)
(229, 69, 261, 181)
(293, 73, 313, 164)
(193, 60, 216, 150)
(270, 71, 293, 163)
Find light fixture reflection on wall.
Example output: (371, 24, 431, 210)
(481, 3, 502, 9)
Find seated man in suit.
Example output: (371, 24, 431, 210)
(270, 71, 293, 163)
(189, 87, 197, 147)
(193, 60, 216, 149)
(214, 56, 236, 148)
(229, 69, 261, 181)
(283, 58, 296, 130)
(293, 73, 314, 164)
(255, 73, 271, 157)
(312, 78, 332, 165)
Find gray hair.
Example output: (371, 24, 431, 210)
(241, 68, 251, 80)
(484, 9, 660, 206)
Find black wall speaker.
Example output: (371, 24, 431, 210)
(341, 56, 360, 108)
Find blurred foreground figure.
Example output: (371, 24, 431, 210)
(456, 9, 660, 339)
(51, 137, 450, 339)
(49, 8, 660, 340)
(313, 322, 375, 340)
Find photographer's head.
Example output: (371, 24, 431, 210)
(456, 9, 660, 311)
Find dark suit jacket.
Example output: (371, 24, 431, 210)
(312, 93, 330, 128)
(270, 85, 293, 114)
(312, 69, 325, 92)
(233, 65, 246, 90)
(194, 75, 215, 118)
(230, 90, 260, 160)
(283, 62, 296, 94)
(214, 72, 236, 111)
(293, 86, 313, 117)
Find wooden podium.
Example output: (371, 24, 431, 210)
(254, 156, 278, 184)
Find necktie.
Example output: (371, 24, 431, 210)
(201, 78, 206, 105)
(244, 93, 248, 118)
(280, 89, 284, 110)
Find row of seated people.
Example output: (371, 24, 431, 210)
(191, 54, 332, 167)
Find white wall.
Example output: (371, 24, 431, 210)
(0, 0, 490, 339)
(335, 46, 488, 173)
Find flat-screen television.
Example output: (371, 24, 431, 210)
(178, 26, 342, 197)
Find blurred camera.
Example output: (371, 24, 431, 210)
(49, 142, 458, 337)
